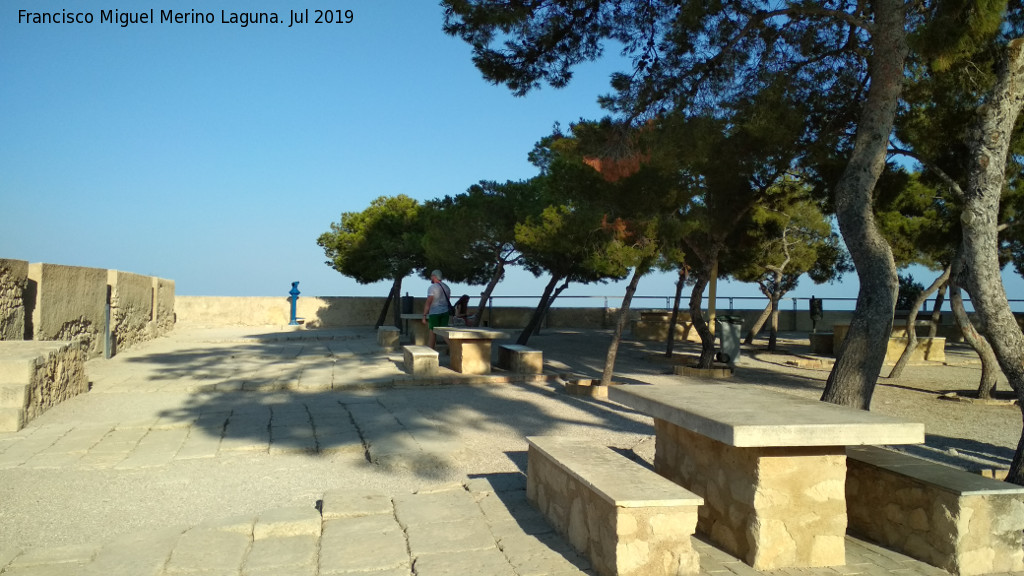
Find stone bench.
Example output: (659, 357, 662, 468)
(846, 445, 1024, 575)
(808, 332, 834, 355)
(526, 436, 703, 576)
(0, 340, 88, 431)
(402, 345, 438, 376)
(498, 344, 542, 374)
(376, 326, 400, 350)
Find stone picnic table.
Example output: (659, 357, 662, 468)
(608, 381, 925, 571)
(399, 313, 429, 346)
(432, 327, 509, 375)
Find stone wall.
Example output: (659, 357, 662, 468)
(0, 258, 175, 357)
(0, 259, 28, 341)
(526, 446, 700, 576)
(653, 419, 847, 570)
(847, 452, 1024, 575)
(0, 340, 88, 431)
(28, 263, 108, 359)
(153, 277, 175, 336)
(108, 270, 154, 356)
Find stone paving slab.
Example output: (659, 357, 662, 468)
(1, 326, 1020, 576)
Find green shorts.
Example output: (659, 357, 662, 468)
(427, 313, 450, 331)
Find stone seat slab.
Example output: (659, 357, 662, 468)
(527, 436, 703, 508)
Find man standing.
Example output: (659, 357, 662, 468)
(422, 269, 451, 349)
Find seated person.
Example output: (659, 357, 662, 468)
(452, 294, 471, 326)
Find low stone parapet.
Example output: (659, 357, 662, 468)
(402, 345, 438, 376)
(631, 320, 700, 342)
(526, 435, 703, 576)
(846, 445, 1024, 575)
(884, 336, 946, 363)
(0, 339, 88, 431)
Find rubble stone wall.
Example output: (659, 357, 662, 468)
(0, 340, 88, 431)
(29, 263, 107, 359)
(0, 259, 28, 341)
(108, 270, 154, 355)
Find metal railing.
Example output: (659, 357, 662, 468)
(480, 294, 1024, 313)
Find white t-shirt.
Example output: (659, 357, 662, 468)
(427, 282, 451, 315)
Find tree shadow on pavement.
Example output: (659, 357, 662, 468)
(114, 336, 656, 483)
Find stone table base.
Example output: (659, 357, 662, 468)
(654, 419, 847, 570)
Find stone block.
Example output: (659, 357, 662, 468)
(562, 379, 617, 400)
(152, 277, 175, 336)
(499, 344, 543, 374)
(28, 263, 108, 358)
(808, 332, 833, 355)
(321, 488, 393, 520)
(884, 337, 946, 363)
(631, 320, 701, 342)
(253, 506, 322, 539)
(403, 345, 438, 376)
(0, 340, 88, 432)
(107, 270, 155, 356)
(377, 326, 400, 350)
(0, 258, 28, 341)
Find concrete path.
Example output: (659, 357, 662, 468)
(0, 324, 1012, 575)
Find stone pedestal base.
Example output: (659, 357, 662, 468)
(450, 340, 493, 374)
(654, 419, 847, 570)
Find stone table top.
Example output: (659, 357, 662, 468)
(609, 382, 925, 448)
(433, 328, 509, 340)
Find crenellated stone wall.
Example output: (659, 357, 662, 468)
(0, 258, 175, 357)
(653, 419, 847, 570)
(108, 270, 154, 355)
(28, 263, 108, 358)
(0, 259, 28, 341)
(153, 277, 175, 336)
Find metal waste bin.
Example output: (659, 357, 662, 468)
(715, 315, 744, 365)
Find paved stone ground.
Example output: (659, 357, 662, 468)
(0, 323, 1019, 575)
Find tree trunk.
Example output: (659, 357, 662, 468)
(391, 276, 403, 329)
(768, 293, 781, 352)
(474, 262, 506, 327)
(602, 263, 650, 385)
(821, 0, 907, 409)
(375, 281, 398, 329)
(665, 268, 687, 357)
(949, 282, 1000, 398)
(517, 274, 563, 346)
(744, 301, 772, 345)
(888, 267, 950, 379)
(959, 38, 1024, 484)
(927, 282, 947, 339)
(688, 275, 715, 368)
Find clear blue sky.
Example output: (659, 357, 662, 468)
(2, 1, 1019, 311)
